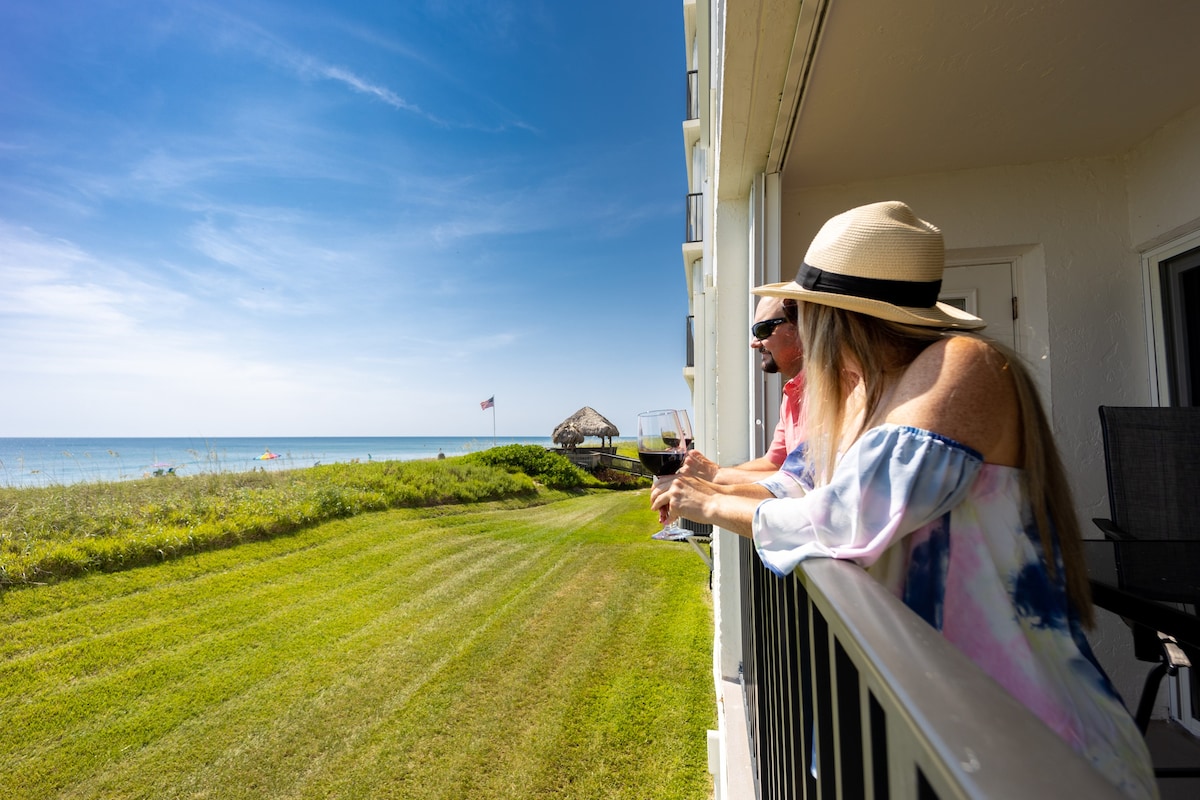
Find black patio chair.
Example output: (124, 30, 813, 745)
(1093, 405, 1200, 739)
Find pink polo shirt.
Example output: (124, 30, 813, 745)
(765, 373, 806, 467)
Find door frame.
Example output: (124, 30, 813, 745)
(947, 244, 1051, 411)
(1142, 228, 1200, 407)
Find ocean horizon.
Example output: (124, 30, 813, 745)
(0, 436, 563, 489)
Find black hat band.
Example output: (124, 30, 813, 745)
(797, 262, 942, 308)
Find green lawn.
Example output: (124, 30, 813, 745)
(0, 490, 714, 799)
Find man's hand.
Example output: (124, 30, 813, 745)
(677, 450, 719, 481)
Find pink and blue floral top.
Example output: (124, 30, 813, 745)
(754, 424, 1158, 799)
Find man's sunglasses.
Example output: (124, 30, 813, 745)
(751, 317, 788, 340)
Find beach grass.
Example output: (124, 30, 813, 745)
(0, 447, 616, 588)
(0, 490, 714, 799)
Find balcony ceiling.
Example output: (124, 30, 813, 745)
(781, 0, 1200, 190)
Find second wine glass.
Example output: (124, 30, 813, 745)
(677, 409, 694, 451)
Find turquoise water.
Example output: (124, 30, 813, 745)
(0, 436, 556, 488)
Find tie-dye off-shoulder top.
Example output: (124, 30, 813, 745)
(753, 424, 1158, 800)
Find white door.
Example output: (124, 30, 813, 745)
(941, 262, 1016, 349)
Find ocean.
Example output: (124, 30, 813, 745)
(0, 436, 558, 489)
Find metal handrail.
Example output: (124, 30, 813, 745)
(738, 538, 1128, 798)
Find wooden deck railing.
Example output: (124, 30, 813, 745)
(552, 448, 653, 477)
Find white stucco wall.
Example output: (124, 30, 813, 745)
(1127, 102, 1200, 251)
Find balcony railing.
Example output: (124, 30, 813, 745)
(686, 69, 699, 121)
(736, 536, 1127, 799)
(687, 193, 703, 243)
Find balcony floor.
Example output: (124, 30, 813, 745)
(1147, 720, 1200, 799)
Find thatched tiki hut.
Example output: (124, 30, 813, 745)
(552, 407, 619, 450)
(554, 423, 584, 449)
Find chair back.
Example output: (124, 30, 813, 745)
(1100, 406, 1200, 538)
(1099, 405, 1200, 602)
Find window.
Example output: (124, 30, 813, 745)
(1160, 248, 1200, 406)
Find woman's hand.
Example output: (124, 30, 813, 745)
(651, 474, 710, 525)
(650, 474, 768, 538)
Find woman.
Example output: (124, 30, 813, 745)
(652, 201, 1157, 799)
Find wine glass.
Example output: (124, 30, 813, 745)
(638, 410, 688, 540)
(664, 409, 698, 540)
(677, 409, 694, 452)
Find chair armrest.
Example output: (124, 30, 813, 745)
(1092, 518, 1132, 541)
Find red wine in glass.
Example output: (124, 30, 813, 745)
(639, 449, 685, 475)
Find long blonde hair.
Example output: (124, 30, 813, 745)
(798, 302, 1093, 625)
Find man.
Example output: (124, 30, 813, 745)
(680, 296, 805, 484)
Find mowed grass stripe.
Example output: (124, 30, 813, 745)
(0, 528, 499, 689)
(131, 525, 624, 800)
(324, 534, 712, 799)
(320, 493, 713, 799)
(0, 495, 568, 671)
(59, 514, 603, 800)
(0, 516, 520, 723)
(2, 515, 551, 775)
(0, 496, 559, 630)
(513, 498, 713, 798)
(1, 491, 713, 800)
(0, 503, 513, 658)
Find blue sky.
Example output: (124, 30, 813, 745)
(0, 0, 692, 437)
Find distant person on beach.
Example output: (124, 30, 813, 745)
(678, 296, 805, 484)
(652, 201, 1157, 798)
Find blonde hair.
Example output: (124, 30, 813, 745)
(798, 303, 1093, 625)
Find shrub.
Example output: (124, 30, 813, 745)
(593, 467, 651, 490)
(464, 445, 599, 490)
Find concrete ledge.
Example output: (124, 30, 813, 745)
(717, 676, 755, 800)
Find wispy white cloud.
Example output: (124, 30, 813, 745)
(0, 222, 415, 431)
(179, 2, 520, 131)
(302, 56, 533, 133)
(129, 150, 256, 193)
(0, 223, 189, 342)
(188, 215, 323, 278)
(319, 65, 428, 116)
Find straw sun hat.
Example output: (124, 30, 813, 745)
(753, 201, 986, 330)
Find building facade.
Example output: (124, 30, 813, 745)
(681, 0, 1200, 796)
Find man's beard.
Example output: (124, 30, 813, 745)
(760, 351, 780, 374)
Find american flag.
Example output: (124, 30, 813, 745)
(480, 396, 495, 410)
